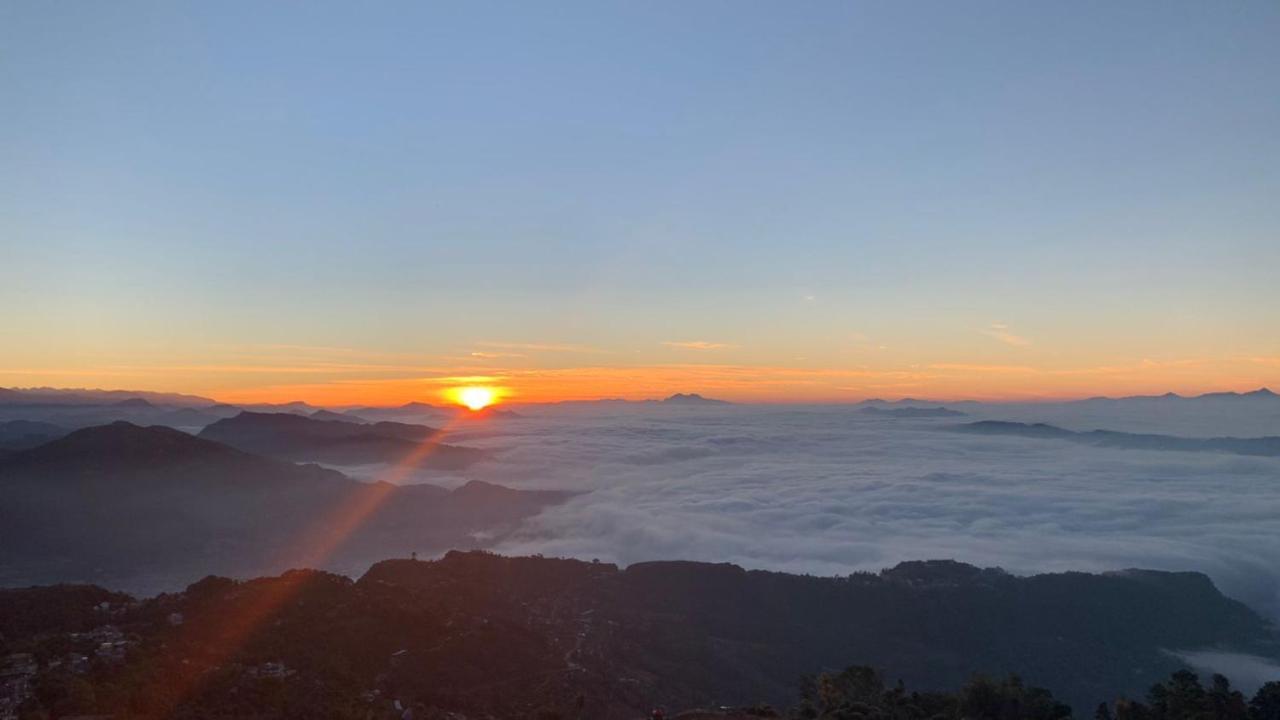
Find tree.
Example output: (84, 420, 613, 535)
(1251, 682, 1280, 720)
(818, 665, 884, 712)
(1148, 669, 1208, 720)
(1114, 698, 1152, 720)
(956, 674, 1070, 720)
(1207, 674, 1247, 720)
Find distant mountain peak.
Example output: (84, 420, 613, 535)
(6, 421, 244, 466)
(0, 386, 216, 407)
(50, 420, 192, 444)
(197, 411, 487, 469)
(861, 406, 966, 418)
(309, 408, 360, 423)
(112, 397, 154, 408)
(881, 559, 1009, 584)
(399, 401, 440, 410)
(451, 479, 519, 499)
(661, 393, 730, 405)
(1193, 387, 1279, 400)
(1092, 387, 1278, 402)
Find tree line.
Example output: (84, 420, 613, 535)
(791, 666, 1280, 720)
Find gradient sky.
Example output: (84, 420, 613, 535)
(2, 2, 1278, 404)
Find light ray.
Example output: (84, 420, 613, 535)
(139, 409, 484, 713)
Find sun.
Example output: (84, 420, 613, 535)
(457, 386, 496, 411)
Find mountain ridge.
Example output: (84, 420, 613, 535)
(950, 420, 1280, 457)
(197, 411, 488, 469)
(0, 424, 569, 593)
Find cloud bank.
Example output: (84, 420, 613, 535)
(417, 403, 1280, 621)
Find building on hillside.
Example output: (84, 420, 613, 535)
(0, 653, 39, 720)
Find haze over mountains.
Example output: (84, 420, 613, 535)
(1, 383, 1279, 716)
(861, 406, 968, 418)
(1, 385, 1278, 621)
(0, 419, 67, 452)
(3, 385, 1276, 430)
(197, 412, 489, 469)
(951, 421, 1280, 457)
(0, 422, 569, 592)
(0, 387, 217, 407)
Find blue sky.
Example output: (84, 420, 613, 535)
(2, 2, 1278, 402)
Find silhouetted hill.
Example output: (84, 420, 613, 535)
(1181, 388, 1276, 401)
(856, 397, 982, 408)
(234, 400, 320, 415)
(0, 425, 569, 592)
(0, 584, 133, 642)
(342, 401, 455, 422)
(849, 388, 1280, 411)
(951, 420, 1280, 457)
(0, 393, 232, 431)
(1072, 387, 1280, 405)
(111, 397, 153, 408)
(311, 408, 361, 422)
(0, 386, 216, 407)
(357, 552, 1278, 714)
(152, 406, 230, 427)
(198, 412, 489, 469)
(10, 552, 1270, 719)
(663, 393, 731, 405)
(0, 419, 68, 453)
(13, 421, 251, 465)
(1141, 384, 1269, 399)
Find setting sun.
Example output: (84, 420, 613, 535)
(456, 386, 496, 411)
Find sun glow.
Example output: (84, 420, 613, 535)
(456, 386, 496, 411)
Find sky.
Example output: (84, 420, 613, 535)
(2, 1, 1278, 404)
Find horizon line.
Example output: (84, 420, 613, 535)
(2, 384, 1275, 409)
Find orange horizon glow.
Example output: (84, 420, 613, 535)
(200, 367, 1277, 407)
(3, 356, 1278, 408)
(9, 378, 1279, 407)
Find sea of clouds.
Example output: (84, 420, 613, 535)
(395, 401, 1280, 623)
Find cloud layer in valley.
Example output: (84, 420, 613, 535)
(407, 402, 1280, 621)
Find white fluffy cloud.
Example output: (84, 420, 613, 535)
(1171, 651, 1280, 695)
(419, 403, 1280, 620)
